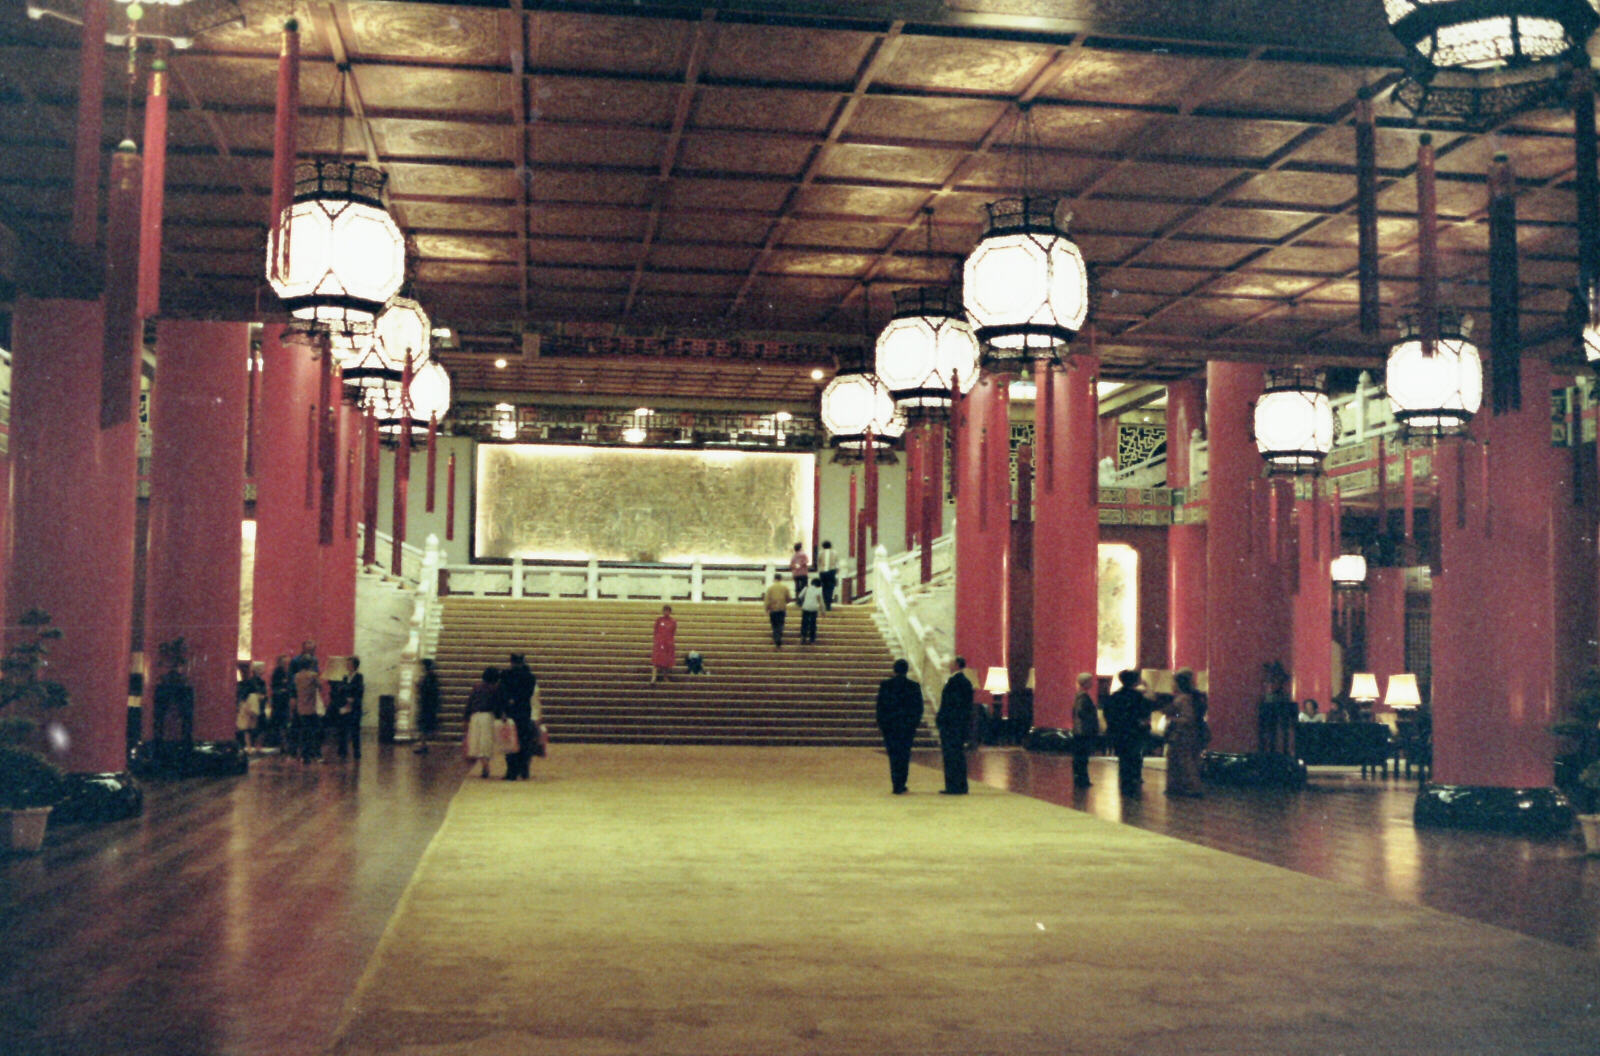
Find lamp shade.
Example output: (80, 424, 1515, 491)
(1382, 1, 1598, 71)
(1025, 667, 1035, 691)
(267, 161, 405, 333)
(1386, 311, 1482, 436)
(1349, 672, 1380, 701)
(1253, 367, 1335, 472)
(874, 286, 980, 421)
(1330, 553, 1368, 588)
(820, 368, 905, 450)
(962, 196, 1088, 371)
(983, 666, 1011, 695)
(1385, 672, 1423, 709)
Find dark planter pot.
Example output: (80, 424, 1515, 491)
(1023, 727, 1076, 754)
(1414, 784, 1575, 836)
(1200, 751, 1308, 788)
(51, 771, 143, 824)
(129, 740, 248, 780)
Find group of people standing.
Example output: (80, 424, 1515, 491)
(874, 659, 1207, 799)
(762, 541, 836, 648)
(460, 653, 545, 780)
(236, 641, 365, 764)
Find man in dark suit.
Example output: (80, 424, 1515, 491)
(500, 653, 538, 781)
(1101, 669, 1152, 796)
(875, 659, 924, 795)
(936, 657, 975, 794)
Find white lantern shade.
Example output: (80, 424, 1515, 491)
(408, 359, 451, 423)
(1253, 369, 1335, 471)
(267, 161, 405, 324)
(874, 287, 980, 418)
(1386, 315, 1483, 434)
(820, 369, 904, 445)
(1349, 672, 1380, 702)
(370, 296, 430, 367)
(1382, 2, 1594, 70)
(1586, 323, 1600, 365)
(1330, 553, 1368, 587)
(962, 197, 1088, 364)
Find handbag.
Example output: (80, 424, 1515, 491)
(531, 721, 549, 758)
(495, 718, 520, 753)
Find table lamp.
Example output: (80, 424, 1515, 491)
(1385, 673, 1422, 711)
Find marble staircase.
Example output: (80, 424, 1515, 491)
(431, 598, 936, 747)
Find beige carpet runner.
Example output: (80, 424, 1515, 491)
(329, 747, 1600, 1055)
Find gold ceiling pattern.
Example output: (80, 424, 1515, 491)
(0, 0, 1591, 403)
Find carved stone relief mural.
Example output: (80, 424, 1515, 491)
(475, 445, 814, 564)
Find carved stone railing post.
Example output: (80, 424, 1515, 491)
(511, 556, 524, 598)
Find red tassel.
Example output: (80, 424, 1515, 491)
(318, 348, 338, 546)
(268, 19, 300, 281)
(1402, 452, 1415, 544)
(948, 373, 960, 499)
(864, 430, 878, 546)
(1332, 482, 1343, 547)
(345, 445, 356, 540)
(1376, 435, 1388, 531)
(847, 472, 858, 558)
(138, 57, 168, 318)
(71, 0, 108, 248)
(1456, 440, 1468, 530)
(1481, 441, 1491, 537)
(362, 410, 379, 566)
(102, 144, 142, 429)
(425, 413, 438, 512)
(1268, 477, 1280, 561)
(304, 402, 317, 509)
(393, 355, 414, 575)
(446, 452, 456, 542)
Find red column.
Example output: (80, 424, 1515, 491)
(955, 374, 1010, 694)
(144, 321, 249, 743)
(1290, 489, 1332, 705)
(1009, 444, 1034, 703)
(1032, 357, 1099, 728)
(1205, 362, 1291, 752)
(10, 297, 139, 773)
(864, 432, 879, 547)
(252, 327, 322, 665)
(1166, 377, 1208, 670)
(1432, 356, 1579, 788)
(1366, 567, 1407, 705)
(318, 403, 359, 656)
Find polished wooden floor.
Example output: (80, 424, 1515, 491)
(2, 743, 1597, 1056)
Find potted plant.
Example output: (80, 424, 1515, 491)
(0, 609, 69, 852)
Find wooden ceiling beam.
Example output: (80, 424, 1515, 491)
(625, 9, 717, 314)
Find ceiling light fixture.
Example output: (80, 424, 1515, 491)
(1253, 367, 1336, 473)
(1383, 0, 1599, 127)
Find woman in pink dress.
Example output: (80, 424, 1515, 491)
(651, 605, 677, 684)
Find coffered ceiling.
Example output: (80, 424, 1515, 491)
(0, 0, 1592, 405)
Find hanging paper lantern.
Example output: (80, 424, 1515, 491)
(340, 297, 431, 398)
(267, 160, 405, 345)
(820, 367, 905, 453)
(1382, 1, 1596, 71)
(1386, 311, 1483, 436)
(1382, 1, 1598, 125)
(962, 196, 1088, 372)
(363, 358, 451, 441)
(1253, 368, 1336, 472)
(874, 286, 980, 422)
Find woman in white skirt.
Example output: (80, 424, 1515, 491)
(463, 667, 504, 778)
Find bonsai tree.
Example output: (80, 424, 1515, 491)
(1552, 668, 1600, 814)
(0, 609, 68, 809)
